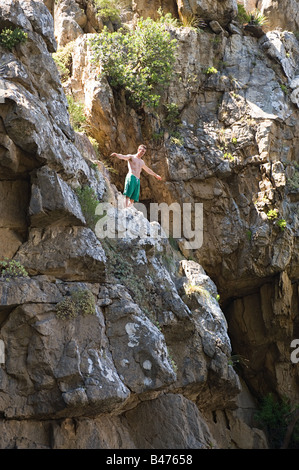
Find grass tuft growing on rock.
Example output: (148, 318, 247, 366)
(56, 289, 96, 320)
(0, 259, 29, 281)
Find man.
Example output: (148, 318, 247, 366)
(111, 144, 162, 207)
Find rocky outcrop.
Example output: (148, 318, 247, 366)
(0, 0, 269, 449)
(59, 0, 299, 435)
(177, 0, 238, 26)
(257, 0, 299, 32)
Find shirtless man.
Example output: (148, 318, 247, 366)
(111, 144, 162, 207)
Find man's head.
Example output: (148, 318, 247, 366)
(137, 144, 147, 157)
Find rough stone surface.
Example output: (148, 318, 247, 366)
(177, 0, 238, 26)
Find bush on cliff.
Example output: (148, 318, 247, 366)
(0, 27, 27, 51)
(89, 17, 177, 109)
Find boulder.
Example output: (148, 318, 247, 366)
(14, 227, 106, 281)
(29, 166, 86, 227)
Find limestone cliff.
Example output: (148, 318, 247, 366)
(0, 0, 298, 449)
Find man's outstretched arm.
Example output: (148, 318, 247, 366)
(110, 152, 132, 161)
(142, 164, 162, 180)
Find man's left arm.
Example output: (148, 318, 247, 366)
(143, 164, 162, 180)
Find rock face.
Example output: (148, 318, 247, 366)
(0, 0, 298, 450)
(177, 0, 238, 26)
(257, 0, 299, 32)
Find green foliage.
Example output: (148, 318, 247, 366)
(164, 102, 181, 128)
(157, 7, 180, 28)
(246, 229, 252, 241)
(280, 83, 288, 94)
(266, 208, 279, 220)
(66, 95, 87, 132)
(180, 13, 205, 30)
(237, 5, 268, 26)
(0, 27, 28, 51)
(52, 41, 74, 82)
(237, 4, 251, 24)
(255, 394, 299, 448)
(184, 282, 210, 298)
(75, 185, 100, 229)
(89, 17, 178, 108)
(231, 137, 238, 145)
(170, 132, 184, 146)
(56, 289, 96, 320)
(88, 136, 100, 157)
(55, 297, 77, 319)
(0, 259, 29, 280)
(249, 9, 268, 26)
(224, 152, 234, 161)
(94, 0, 122, 25)
(277, 218, 287, 231)
(204, 66, 218, 74)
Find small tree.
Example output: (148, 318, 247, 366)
(90, 17, 178, 108)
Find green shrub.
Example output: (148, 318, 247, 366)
(0, 27, 28, 51)
(248, 9, 268, 26)
(157, 7, 180, 28)
(277, 218, 287, 231)
(266, 208, 279, 220)
(246, 229, 252, 241)
(180, 13, 205, 30)
(0, 259, 29, 280)
(237, 4, 251, 24)
(66, 95, 87, 132)
(56, 289, 96, 320)
(94, 0, 122, 25)
(55, 297, 77, 320)
(89, 17, 178, 108)
(224, 152, 234, 161)
(75, 185, 100, 229)
(164, 102, 181, 128)
(255, 394, 299, 448)
(52, 41, 75, 82)
(204, 66, 218, 74)
(280, 83, 288, 94)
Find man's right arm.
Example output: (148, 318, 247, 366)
(110, 153, 132, 161)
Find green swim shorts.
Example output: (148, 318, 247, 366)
(123, 173, 140, 202)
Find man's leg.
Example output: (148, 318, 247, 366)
(125, 197, 134, 208)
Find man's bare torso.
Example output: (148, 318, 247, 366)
(127, 155, 144, 179)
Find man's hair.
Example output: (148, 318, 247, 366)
(138, 144, 147, 151)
